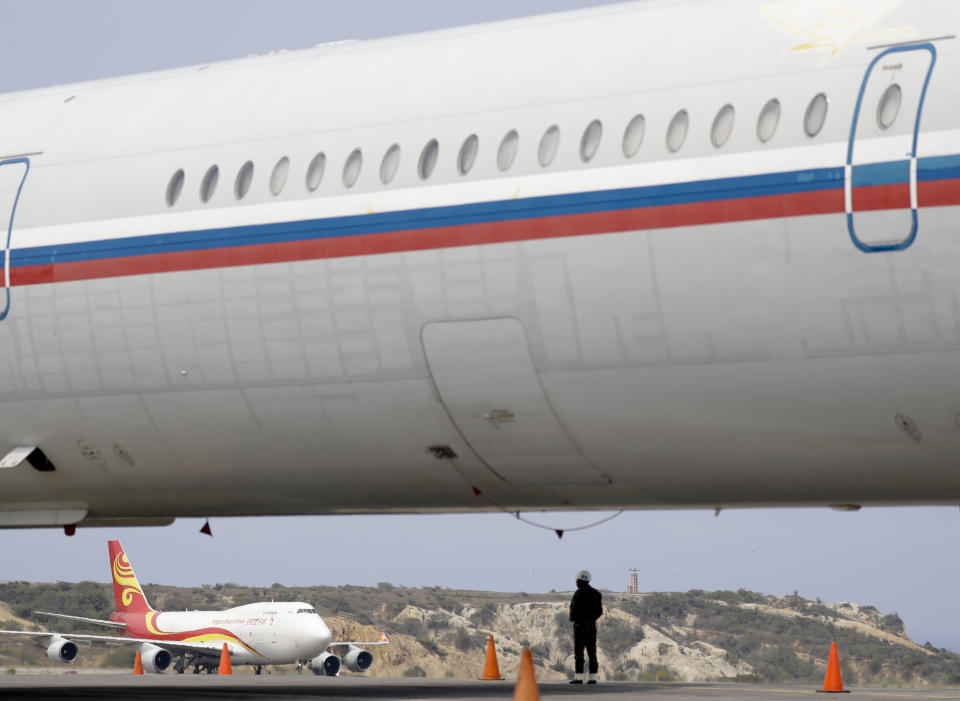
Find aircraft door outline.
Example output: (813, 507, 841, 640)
(846, 44, 935, 253)
(422, 317, 612, 487)
(0, 157, 30, 320)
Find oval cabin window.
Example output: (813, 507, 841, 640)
(622, 114, 645, 158)
(666, 110, 689, 153)
(419, 139, 439, 180)
(538, 125, 560, 167)
(497, 130, 519, 172)
(166, 169, 185, 207)
(877, 84, 902, 131)
(757, 98, 781, 143)
(380, 144, 401, 185)
(804, 93, 828, 137)
(343, 149, 363, 188)
(306, 152, 326, 192)
(270, 157, 289, 196)
(711, 104, 735, 148)
(235, 161, 254, 200)
(199, 165, 219, 203)
(458, 135, 479, 176)
(580, 119, 602, 162)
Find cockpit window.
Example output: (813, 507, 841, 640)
(297, 608, 318, 614)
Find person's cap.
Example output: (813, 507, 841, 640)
(576, 570, 591, 582)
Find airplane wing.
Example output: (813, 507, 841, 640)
(0, 629, 134, 648)
(0, 629, 250, 658)
(330, 632, 390, 649)
(34, 611, 126, 630)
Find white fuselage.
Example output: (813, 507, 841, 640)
(1, 0, 959, 526)
(133, 602, 332, 665)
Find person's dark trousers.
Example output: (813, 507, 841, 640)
(573, 622, 598, 674)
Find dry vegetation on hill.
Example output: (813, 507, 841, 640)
(0, 581, 958, 686)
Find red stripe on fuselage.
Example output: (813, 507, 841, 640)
(851, 182, 912, 211)
(8, 180, 960, 288)
(918, 178, 960, 208)
(8, 189, 843, 287)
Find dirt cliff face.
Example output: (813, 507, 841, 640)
(337, 600, 752, 681)
(327, 592, 949, 684)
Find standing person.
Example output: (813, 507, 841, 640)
(569, 569, 603, 684)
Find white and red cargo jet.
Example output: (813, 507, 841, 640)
(0, 540, 387, 674)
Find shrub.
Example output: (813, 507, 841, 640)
(640, 664, 677, 682)
(417, 638, 444, 657)
(881, 613, 905, 634)
(530, 644, 549, 661)
(598, 618, 642, 657)
(454, 627, 472, 652)
(395, 619, 425, 637)
(426, 614, 448, 630)
(101, 648, 137, 668)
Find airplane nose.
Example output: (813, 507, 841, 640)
(315, 618, 332, 647)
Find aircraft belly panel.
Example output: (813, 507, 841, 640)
(3, 201, 960, 514)
(422, 318, 610, 486)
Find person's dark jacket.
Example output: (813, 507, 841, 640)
(570, 584, 603, 626)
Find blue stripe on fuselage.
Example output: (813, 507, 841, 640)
(12, 154, 960, 269)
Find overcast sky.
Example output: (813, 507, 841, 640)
(1, 0, 959, 656)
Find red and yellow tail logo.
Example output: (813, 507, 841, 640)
(379, 632, 389, 643)
(108, 540, 153, 614)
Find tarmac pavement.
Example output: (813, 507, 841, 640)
(1, 676, 960, 701)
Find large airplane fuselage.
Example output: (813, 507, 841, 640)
(114, 603, 332, 665)
(1, 0, 958, 526)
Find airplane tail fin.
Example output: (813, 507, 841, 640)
(108, 540, 154, 614)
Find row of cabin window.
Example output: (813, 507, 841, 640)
(163, 88, 903, 207)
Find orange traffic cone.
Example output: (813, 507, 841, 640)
(513, 648, 539, 701)
(218, 642, 232, 675)
(481, 634, 502, 680)
(133, 651, 143, 675)
(817, 641, 849, 693)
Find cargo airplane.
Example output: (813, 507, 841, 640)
(0, 541, 387, 674)
(1, 0, 960, 530)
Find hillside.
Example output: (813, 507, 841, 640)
(0, 581, 958, 686)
